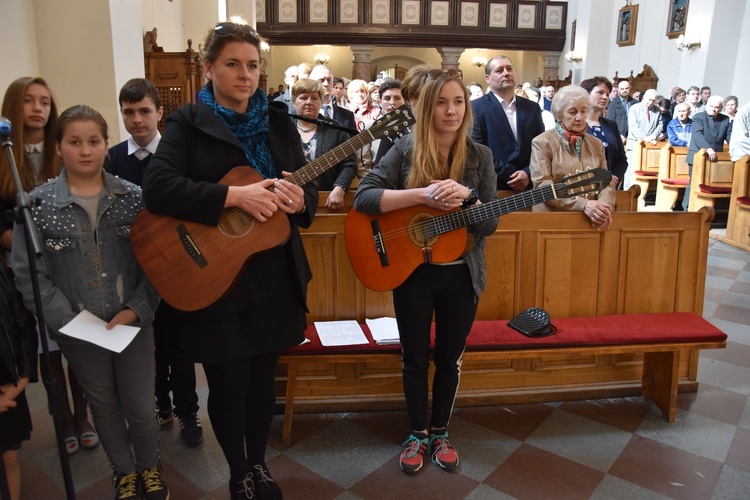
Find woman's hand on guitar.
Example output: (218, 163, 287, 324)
(274, 173, 305, 214)
(426, 179, 471, 211)
(226, 178, 280, 222)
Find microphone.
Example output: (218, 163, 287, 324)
(0, 116, 11, 137)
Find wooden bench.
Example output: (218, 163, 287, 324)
(279, 313, 726, 444)
(281, 203, 718, 443)
(723, 155, 750, 250)
(632, 140, 665, 210)
(688, 149, 734, 214)
(654, 145, 689, 211)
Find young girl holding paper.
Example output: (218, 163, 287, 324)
(11, 105, 167, 500)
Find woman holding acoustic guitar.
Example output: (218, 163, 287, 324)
(353, 71, 498, 474)
(142, 21, 317, 500)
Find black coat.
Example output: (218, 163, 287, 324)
(686, 112, 731, 165)
(607, 96, 639, 139)
(142, 100, 318, 361)
(599, 116, 629, 186)
(471, 93, 545, 190)
(0, 266, 37, 384)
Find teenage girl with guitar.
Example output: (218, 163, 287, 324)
(353, 71, 498, 474)
(141, 21, 317, 500)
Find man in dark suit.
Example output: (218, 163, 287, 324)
(682, 95, 730, 210)
(606, 80, 639, 145)
(471, 55, 545, 191)
(308, 65, 357, 134)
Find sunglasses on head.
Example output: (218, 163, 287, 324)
(212, 22, 259, 39)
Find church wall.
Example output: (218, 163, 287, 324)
(0, 0, 40, 106)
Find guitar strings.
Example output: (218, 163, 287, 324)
(373, 181, 571, 243)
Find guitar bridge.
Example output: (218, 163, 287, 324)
(177, 224, 208, 268)
(371, 219, 389, 267)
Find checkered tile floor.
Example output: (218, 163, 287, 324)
(18, 240, 750, 499)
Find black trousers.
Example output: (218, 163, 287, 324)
(202, 351, 279, 480)
(393, 263, 478, 432)
(153, 302, 198, 418)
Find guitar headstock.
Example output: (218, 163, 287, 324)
(557, 168, 613, 199)
(369, 105, 416, 142)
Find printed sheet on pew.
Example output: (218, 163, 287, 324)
(366, 317, 401, 345)
(314, 320, 368, 346)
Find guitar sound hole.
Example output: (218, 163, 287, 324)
(408, 212, 438, 247)
(218, 209, 255, 238)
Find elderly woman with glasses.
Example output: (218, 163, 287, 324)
(529, 85, 616, 230)
(142, 21, 317, 500)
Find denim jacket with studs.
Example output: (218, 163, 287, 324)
(11, 168, 159, 340)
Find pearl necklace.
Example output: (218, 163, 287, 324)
(296, 120, 316, 133)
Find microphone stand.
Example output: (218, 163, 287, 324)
(289, 113, 359, 136)
(1, 131, 76, 499)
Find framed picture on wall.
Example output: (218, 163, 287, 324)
(616, 4, 638, 47)
(571, 19, 577, 51)
(666, 0, 689, 39)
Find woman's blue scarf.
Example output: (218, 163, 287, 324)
(199, 83, 277, 179)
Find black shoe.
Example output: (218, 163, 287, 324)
(178, 413, 203, 447)
(157, 407, 173, 427)
(140, 466, 170, 500)
(251, 464, 282, 500)
(231, 472, 255, 500)
(113, 472, 140, 499)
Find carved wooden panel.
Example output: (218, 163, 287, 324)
(619, 231, 681, 314)
(257, 0, 566, 51)
(401, 0, 421, 25)
(536, 232, 604, 317)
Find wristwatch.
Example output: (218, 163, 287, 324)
(462, 188, 479, 207)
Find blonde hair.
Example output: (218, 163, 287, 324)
(347, 79, 369, 101)
(406, 72, 473, 189)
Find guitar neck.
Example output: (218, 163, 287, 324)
(286, 130, 375, 187)
(431, 182, 565, 235)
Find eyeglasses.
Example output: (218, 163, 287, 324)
(212, 22, 259, 40)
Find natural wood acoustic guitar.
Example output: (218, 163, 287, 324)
(345, 168, 612, 291)
(131, 106, 415, 311)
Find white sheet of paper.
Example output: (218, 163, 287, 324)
(366, 317, 401, 345)
(314, 320, 369, 347)
(59, 310, 141, 353)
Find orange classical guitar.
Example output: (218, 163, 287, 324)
(345, 168, 612, 292)
(131, 106, 415, 311)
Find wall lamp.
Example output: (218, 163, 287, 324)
(564, 51, 583, 63)
(676, 35, 701, 51)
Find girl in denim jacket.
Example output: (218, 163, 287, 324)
(11, 105, 167, 500)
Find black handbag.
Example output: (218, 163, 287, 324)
(508, 308, 557, 338)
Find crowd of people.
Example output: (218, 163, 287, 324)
(1, 19, 748, 500)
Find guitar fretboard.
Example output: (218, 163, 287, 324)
(287, 130, 375, 187)
(425, 180, 588, 237)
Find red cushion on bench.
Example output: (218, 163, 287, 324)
(465, 313, 725, 350)
(661, 178, 689, 186)
(698, 184, 731, 195)
(282, 313, 726, 356)
(737, 196, 750, 206)
(634, 170, 658, 177)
